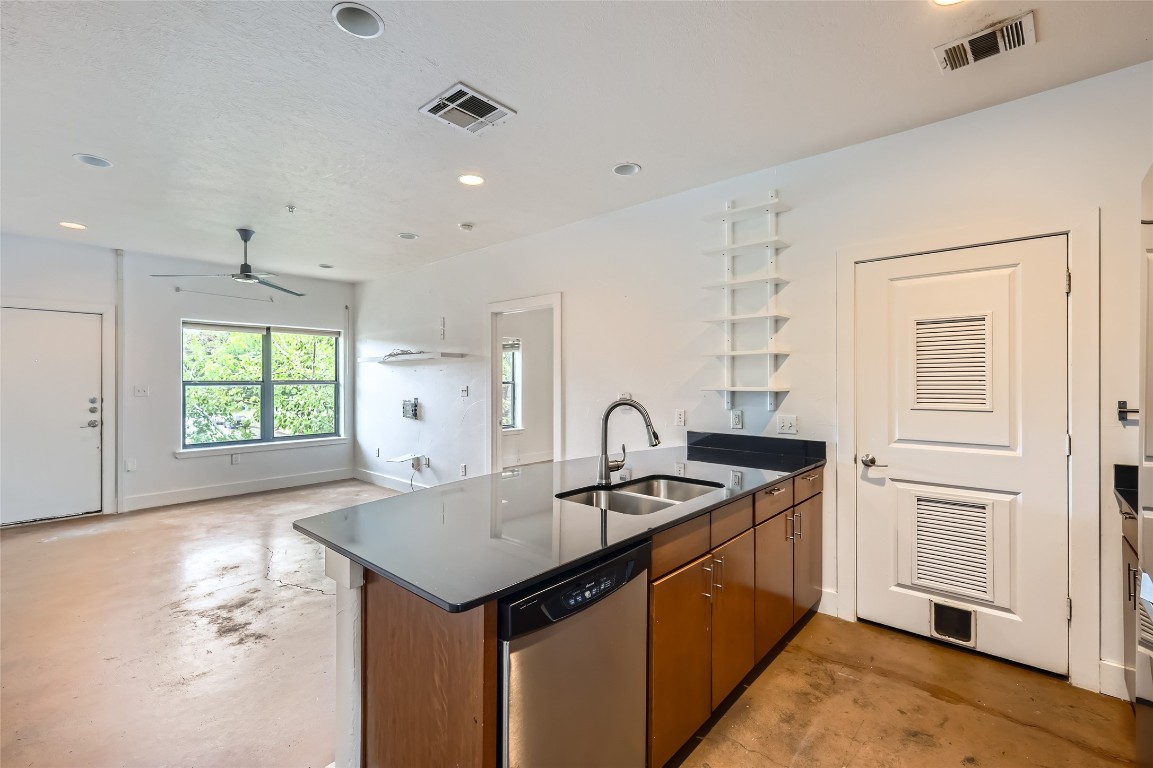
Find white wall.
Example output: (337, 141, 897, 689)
(1, 234, 356, 511)
(499, 308, 554, 467)
(355, 63, 1152, 684)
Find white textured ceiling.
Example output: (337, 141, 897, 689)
(2, 1, 1150, 281)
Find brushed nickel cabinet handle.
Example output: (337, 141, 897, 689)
(801, 473, 819, 481)
(702, 564, 714, 600)
(714, 556, 725, 590)
(786, 514, 794, 542)
(768, 486, 785, 495)
(794, 511, 803, 540)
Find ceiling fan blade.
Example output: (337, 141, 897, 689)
(255, 277, 305, 297)
(150, 273, 233, 277)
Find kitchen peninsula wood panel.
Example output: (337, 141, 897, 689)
(363, 571, 497, 768)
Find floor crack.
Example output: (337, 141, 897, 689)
(262, 546, 333, 595)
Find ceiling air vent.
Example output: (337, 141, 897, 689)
(421, 82, 516, 135)
(933, 11, 1036, 73)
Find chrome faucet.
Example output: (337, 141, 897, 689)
(598, 398, 661, 485)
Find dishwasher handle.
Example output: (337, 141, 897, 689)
(498, 542, 652, 640)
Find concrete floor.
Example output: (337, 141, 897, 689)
(1, 480, 1135, 767)
(0, 480, 395, 768)
(680, 614, 1135, 768)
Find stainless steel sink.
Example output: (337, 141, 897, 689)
(557, 474, 723, 515)
(559, 489, 675, 516)
(615, 476, 722, 502)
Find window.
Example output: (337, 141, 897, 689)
(181, 322, 340, 447)
(501, 338, 521, 429)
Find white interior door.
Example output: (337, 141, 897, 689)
(855, 236, 1069, 674)
(1, 307, 103, 524)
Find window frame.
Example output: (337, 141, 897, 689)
(501, 340, 522, 430)
(181, 322, 341, 449)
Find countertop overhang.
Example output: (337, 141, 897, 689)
(294, 440, 825, 612)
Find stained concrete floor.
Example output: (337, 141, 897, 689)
(679, 614, 1135, 768)
(0, 479, 395, 768)
(1, 481, 1136, 768)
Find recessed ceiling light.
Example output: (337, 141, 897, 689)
(73, 153, 112, 168)
(612, 162, 642, 176)
(331, 3, 384, 39)
(458, 174, 485, 186)
(397, 232, 419, 240)
(458, 222, 475, 231)
(59, 221, 87, 230)
(318, 263, 335, 269)
(931, 0, 965, 5)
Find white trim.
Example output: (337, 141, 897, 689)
(120, 467, 352, 512)
(353, 467, 432, 493)
(485, 293, 564, 474)
(835, 210, 1101, 691)
(174, 436, 349, 459)
(1098, 659, 1129, 700)
(1, 294, 119, 516)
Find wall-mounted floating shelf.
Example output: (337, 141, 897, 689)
(703, 189, 791, 410)
(357, 351, 465, 364)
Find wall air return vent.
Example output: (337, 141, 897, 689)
(421, 82, 516, 135)
(933, 11, 1036, 73)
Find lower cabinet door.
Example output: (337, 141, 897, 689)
(792, 494, 823, 623)
(710, 528, 755, 709)
(754, 511, 794, 660)
(650, 553, 713, 768)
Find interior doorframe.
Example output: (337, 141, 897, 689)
(1, 295, 119, 516)
(485, 293, 563, 474)
(834, 209, 1101, 692)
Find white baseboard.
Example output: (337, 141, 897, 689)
(354, 467, 431, 493)
(1098, 659, 1129, 699)
(817, 587, 842, 619)
(120, 468, 353, 512)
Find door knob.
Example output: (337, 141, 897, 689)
(860, 454, 888, 468)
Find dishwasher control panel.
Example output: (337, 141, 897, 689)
(498, 542, 652, 639)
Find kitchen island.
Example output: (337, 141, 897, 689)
(295, 432, 826, 768)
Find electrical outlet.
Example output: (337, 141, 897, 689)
(411, 456, 423, 471)
(617, 469, 631, 482)
(125, 458, 137, 472)
(674, 409, 686, 427)
(231, 454, 240, 465)
(729, 470, 743, 488)
(459, 464, 468, 477)
(133, 385, 150, 397)
(423, 456, 430, 468)
(460, 386, 469, 397)
(776, 414, 798, 435)
(730, 409, 744, 429)
(674, 462, 686, 477)
(618, 392, 631, 400)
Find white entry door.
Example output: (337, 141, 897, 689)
(855, 236, 1069, 674)
(1, 307, 103, 524)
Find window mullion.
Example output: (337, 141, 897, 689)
(261, 328, 274, 441)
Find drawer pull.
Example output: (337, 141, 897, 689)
(767, 487, 785, 495)
(801, 473, 819, 481)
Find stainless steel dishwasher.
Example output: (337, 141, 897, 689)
(498, 542, 650, 768)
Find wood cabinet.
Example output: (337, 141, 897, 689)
(791, 494, 823, 623)
(754, 509, 794, 658)
(710, 529, 755, 707)
(649, 554, 713, 768)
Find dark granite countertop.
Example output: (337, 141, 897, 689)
(294, 434, 825, 612)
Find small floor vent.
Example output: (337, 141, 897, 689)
(421, 82, 516, 135)
(933, 11, 1036, 73)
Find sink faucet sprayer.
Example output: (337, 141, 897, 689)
(598, 398, 661, 485)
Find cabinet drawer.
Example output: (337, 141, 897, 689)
(711, 495, 753, 548)
(651, 514, 711, 580)
(754, 478, 793, 525)
(795, 467, 824, 502)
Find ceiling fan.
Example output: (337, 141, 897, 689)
(151, 228, 305, 297)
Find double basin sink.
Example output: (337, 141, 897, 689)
(557, 475, 724, 516)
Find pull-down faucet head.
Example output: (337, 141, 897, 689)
(598, 397, 661, 485)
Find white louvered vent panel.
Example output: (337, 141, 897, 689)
(913, 496, 993, 601)
(1140, 600, 1153, 651)
(914, 315, 991, 410)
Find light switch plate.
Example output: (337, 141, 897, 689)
(777, 414, 798, 434)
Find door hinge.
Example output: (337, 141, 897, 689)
(1067, 597, 1072, 621)
(1065, 434, 1071, 456)
(1065, 269, 1071, 295)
